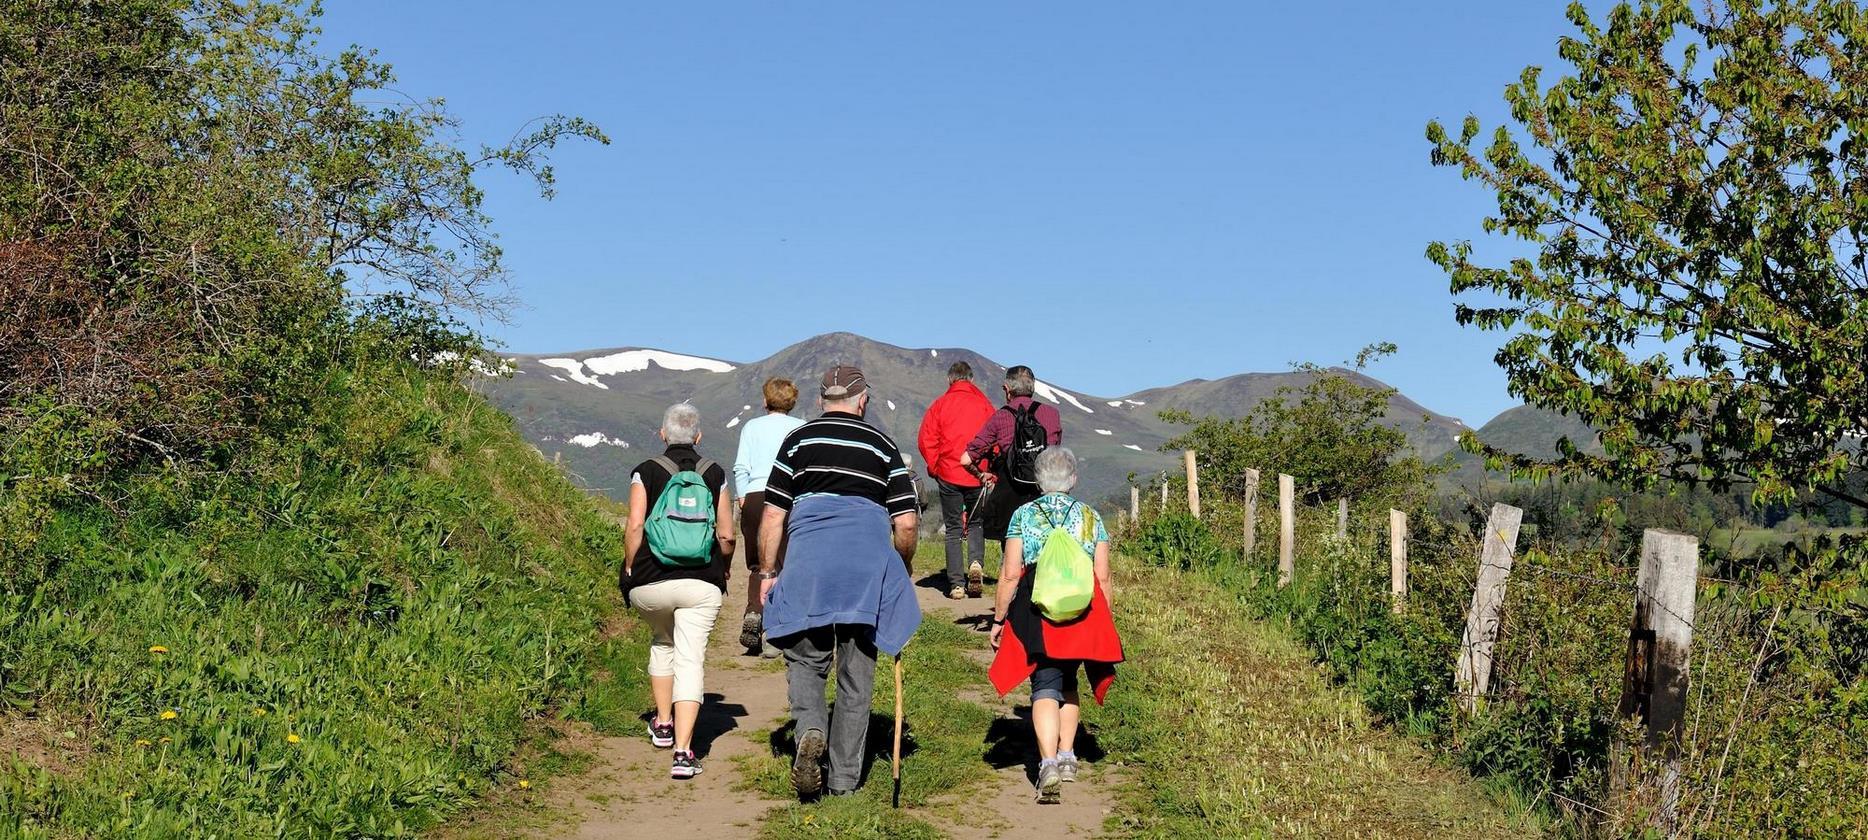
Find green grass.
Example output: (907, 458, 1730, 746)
(1099, 561, 1542, 838)
(0, 367, 637, 838)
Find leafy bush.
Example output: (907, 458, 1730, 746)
(1128, 512, 1225, 570)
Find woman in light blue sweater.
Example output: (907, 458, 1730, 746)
(732, 378, 805, 655)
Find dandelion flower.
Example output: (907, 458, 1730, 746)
(518, 779, 530, 789)
(134, 739, 152, 747)
(159, 710, 178, 721)
(253, 707, 268, 717)
(286, 733, 301, 744)
(148, 645, 168, 654)
(159, 737, 171, 744)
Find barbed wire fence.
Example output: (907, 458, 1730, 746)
(1114, 451, 1825, 838)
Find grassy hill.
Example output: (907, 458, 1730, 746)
(0, 365, 638, 837)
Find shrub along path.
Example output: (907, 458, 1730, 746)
(464, 544, 1532, 838)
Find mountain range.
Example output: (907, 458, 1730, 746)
(472, 332, 1581, 507)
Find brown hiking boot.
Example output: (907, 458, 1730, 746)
(966, 562, 984, 598)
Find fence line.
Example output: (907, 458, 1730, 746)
(1120, 468, 1772, 836)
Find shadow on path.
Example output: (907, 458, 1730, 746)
(980, 705, 1106, 786)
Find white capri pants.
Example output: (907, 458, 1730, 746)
(629, 578, 723, 704)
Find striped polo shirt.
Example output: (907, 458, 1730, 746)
(764, 410, 917, 518)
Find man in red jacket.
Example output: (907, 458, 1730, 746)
(917, 361, 997, 599)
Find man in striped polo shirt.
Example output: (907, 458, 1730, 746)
(757, 365, 923, 799)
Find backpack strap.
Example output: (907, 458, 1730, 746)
(649, 455, 680, 479)
(693, 458, 718, 479)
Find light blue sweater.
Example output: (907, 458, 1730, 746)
(733, 412, 805, 497)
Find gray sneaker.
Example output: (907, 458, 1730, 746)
(792, 728, 826, 800)
(1058, 756, 1079, 783)
(760, 639, 782, 659)
(1036, 762, 1063, 804)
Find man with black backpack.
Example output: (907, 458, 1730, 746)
(620, 403, 736, 780)
(960, 365, 1064, 581)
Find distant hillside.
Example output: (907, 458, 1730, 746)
(1471, 405, 1602, 458)
(474, 333, 1473, 508)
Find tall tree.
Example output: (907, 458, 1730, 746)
(1427, 0, 1868, 509)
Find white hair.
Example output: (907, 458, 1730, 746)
(1004, 368, 1036, 398)
(1035, 446, 1078, 494)
(661, 403, 701, 444)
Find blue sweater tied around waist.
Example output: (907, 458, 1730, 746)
(762, 494, 923, 656)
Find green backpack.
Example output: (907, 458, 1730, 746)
(644, 456, 717, 568)
(1031, 502, 1097, 622)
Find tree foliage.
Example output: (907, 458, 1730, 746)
(1160, 347, 1435, 508)
(0, 0, 604, 476)
(1427, 0, 1868, 509)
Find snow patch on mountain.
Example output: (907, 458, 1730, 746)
(1106, 400, 1123, 408)
(725, 417, 741, 429)
(1033, 380, 1094, 413)
(569, 432, 628, 448)
(1095, 429, 1113, 436)
(585, 349, 736, 375)
(539, 358, 608, 389)
(1122, 444, 1144, 452)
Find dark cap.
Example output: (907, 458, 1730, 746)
(820, 365, 868, 399)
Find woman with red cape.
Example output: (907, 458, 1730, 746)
(987, 447, 1124, 804)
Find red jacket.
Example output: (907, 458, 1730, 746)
(917, 380, 996, 487)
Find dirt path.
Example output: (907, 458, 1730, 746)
(514, 560, 791, 838)
(908, 568, 1118, 839)
(483, 545, 1118, 839)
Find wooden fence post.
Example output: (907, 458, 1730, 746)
(1242, 468, 1260, 560)
(1336, 498, 1348, 539)
(1277, 473, 1295, 587)
(1160, 476, 1168, 512)
(1455, 502, 1523, 713)
(1389, 509, 1407, 614)
(1129, 486, 1140, 522)
(1614, 529, 1699, 832)
(553, 450, 562, 466)
(1184, 450, 1200, 518)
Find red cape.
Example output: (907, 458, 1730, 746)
(988, 583, 1124, 704)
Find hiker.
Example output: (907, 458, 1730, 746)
(986, 447, 1123, 805)
(620, 403, 735, 780)
(757, 365, 922, 799)
(961, 365, 1064, 554)
(733, 377, 805, 657)
(916, 361, 996, 600)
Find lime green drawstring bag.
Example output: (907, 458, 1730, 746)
(1030, 502, 1096, 622)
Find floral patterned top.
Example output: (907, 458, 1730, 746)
(1007, 492, 1107, 567)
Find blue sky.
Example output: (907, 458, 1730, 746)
(317, 2, 1581, 425)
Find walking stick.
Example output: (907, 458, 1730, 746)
(892, 654, 905, 808)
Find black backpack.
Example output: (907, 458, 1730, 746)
(1005, 403, 1048, 488)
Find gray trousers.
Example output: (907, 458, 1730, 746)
(782, 623, 878, 791)
(937, 478, 986, 590)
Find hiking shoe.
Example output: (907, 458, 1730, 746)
(948, 585, 967, 600)
(1036, 762, 1063, 804)
(791, 728, 826, 800)
(671, 749, 702, 779)
(1058, 756, 1080, 783)
(760, 639, 782, 659)
(966, 562, 984, 598)
(739, 612, 763, 651)
(648, 719, 674, 749)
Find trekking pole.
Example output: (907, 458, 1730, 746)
(891, 654, 905, 808)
